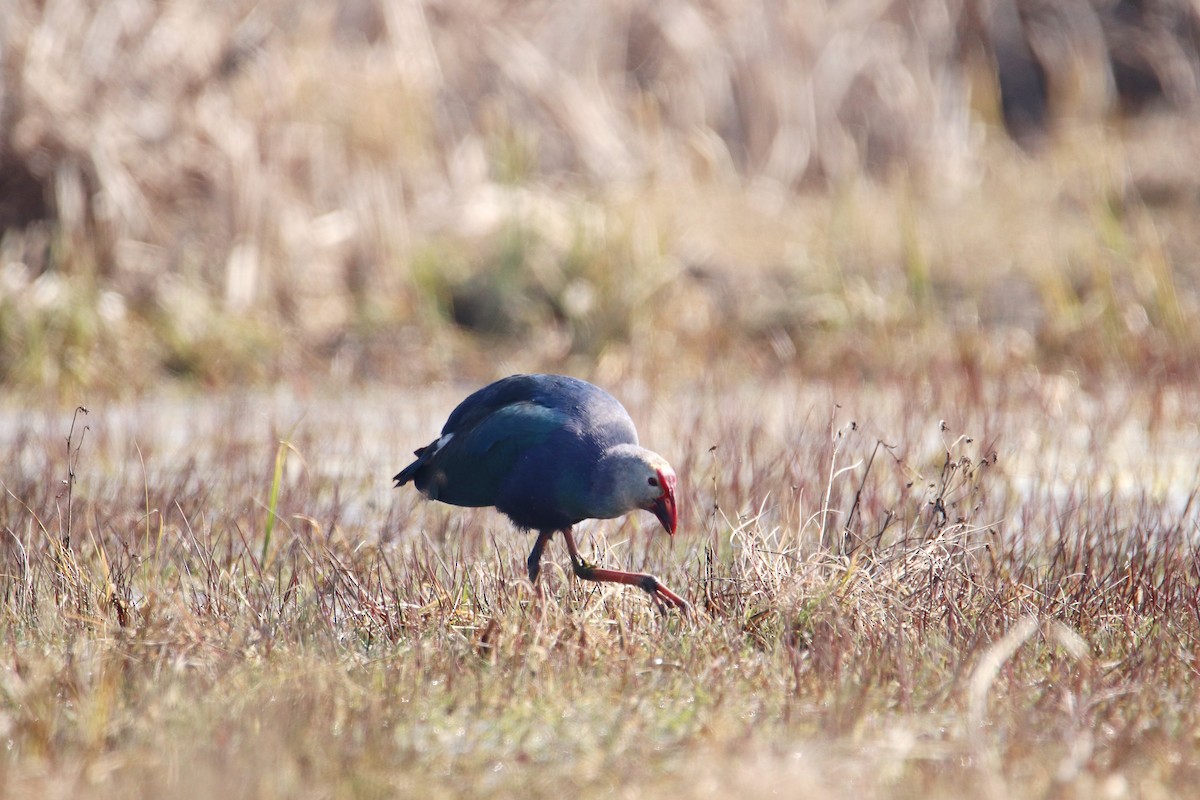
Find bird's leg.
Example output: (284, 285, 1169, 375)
(560, 528, 690, 613)
(527, 529, 554, 583)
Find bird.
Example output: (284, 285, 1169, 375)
(394, 374, 689, 612)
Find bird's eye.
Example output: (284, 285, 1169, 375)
(648, 477, 659, 488)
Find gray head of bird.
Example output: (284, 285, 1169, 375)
(590, 444, 678, 534)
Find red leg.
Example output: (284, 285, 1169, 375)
(527, 529, 553, 583)
(560, 528, 690, 613)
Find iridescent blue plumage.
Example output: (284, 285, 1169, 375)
(394, 374, 689, 611)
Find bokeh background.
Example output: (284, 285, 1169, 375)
(2, 0, 1199, 393)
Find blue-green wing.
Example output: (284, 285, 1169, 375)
(395, 398, 569, 507)
(393, 374, 637, 519)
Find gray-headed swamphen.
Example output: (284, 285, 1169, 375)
(394, 374, 689, 611)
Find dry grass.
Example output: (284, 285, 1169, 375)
(2, 373, 1198, 798)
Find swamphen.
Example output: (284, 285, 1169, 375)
(394, 374, 689, 611)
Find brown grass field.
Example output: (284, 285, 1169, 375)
(4, 375, 1200, 798)
(3, 1, 1200, 798)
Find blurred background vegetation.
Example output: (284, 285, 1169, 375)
(2, 0, 1198, 394)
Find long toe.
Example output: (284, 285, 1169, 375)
(662, 592, 691, 618)
(653, 585, 691, 614)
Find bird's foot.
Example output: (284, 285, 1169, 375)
(639, 575, 691, 615)
(559, 527, 690, 614)
(570, 558, 690, 615)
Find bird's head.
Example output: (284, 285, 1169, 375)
(596, 446, 678, 535)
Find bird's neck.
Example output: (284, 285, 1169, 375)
(583, 444, 650, 520)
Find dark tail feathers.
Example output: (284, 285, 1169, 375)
(392, 443, 431, 487)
